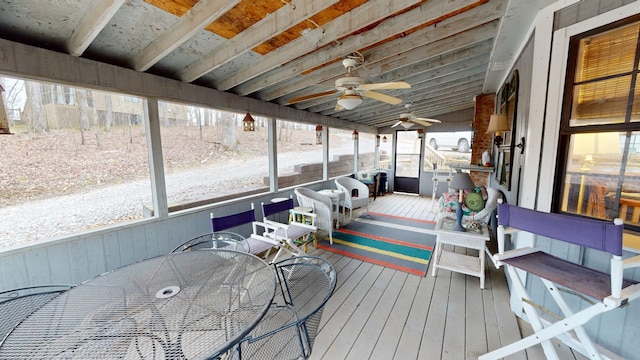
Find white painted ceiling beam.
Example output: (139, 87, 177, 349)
(132, 0, 242, 72)
(178, 0, 339, 82)
(66, 0, 125, 56)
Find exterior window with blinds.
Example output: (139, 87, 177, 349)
(557, 18, 640, 231)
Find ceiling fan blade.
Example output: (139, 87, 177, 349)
(391, 121, 402, 128)
(361, 90, 403, 105)
(414, 117, 441, 123)
(288, 90, 337, 104)
(411, 119, 433, 127)
(359, 81, 411, 91)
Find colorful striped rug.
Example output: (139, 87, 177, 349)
(318, 212, 437, 276)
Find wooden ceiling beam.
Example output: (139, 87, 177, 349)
(66, 0, 125, 56)
(274, 19, 497, 108)
(178, 0, 339, 82)
(262, 3, 502, 103)
(303, 56, 488, 114)
(218, 0, 449, 94)
(132, 0, 242, 72)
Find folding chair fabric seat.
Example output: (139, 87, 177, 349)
(481, 203, 640, 360)
(210, 208, 286, 262)
(501, 251, 638, 302)
(262, 198, 317, 251)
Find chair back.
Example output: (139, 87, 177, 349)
(497, 203, 623, 256)
(294, 188, 333, 231)
(211, 208, 256, 232)
(262, 198, 294, 219)
(171, 232, 250, 253)
(0, 285, 71, 339)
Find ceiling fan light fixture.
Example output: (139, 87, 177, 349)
(337, 94, 362, 110)
(400, 121, 414, 129)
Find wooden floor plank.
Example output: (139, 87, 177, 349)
(303, 192, 581, 360)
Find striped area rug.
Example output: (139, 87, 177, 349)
(318, 212, 437, 276)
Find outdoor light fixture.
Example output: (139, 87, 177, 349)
(352, 129, 359, 141)
(382, 136, 387, 143)
(417, 128, 424, 138)
(337, 94, 363, 110)
(486, 113, 509, 146)
(242, 112, 255, 132)
(450, 171, 475, 232)
(315, 125, 323, 145)
(376, 134, 381, 147)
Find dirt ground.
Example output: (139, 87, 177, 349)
(0, 125, 317, 208)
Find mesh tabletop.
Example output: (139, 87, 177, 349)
(0, 250, 276, 359)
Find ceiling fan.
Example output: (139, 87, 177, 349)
(288, 54, 410, 111)
(391, 104, 442, 128)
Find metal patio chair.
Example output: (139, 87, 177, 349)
(0, 285, 72, 340)
(170, 231, 250, 253)
(234, 256, 337, 360)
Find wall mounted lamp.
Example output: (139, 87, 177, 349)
(376, 134, 381, 147)
(352, 129, 359, 141)
(486, 113, 509, 146)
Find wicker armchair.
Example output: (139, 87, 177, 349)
(294, 188, 334, 245)
(335, 176, 370, 219)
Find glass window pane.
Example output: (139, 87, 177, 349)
(570, 76, 630, 126)
(358, 132, 376, 171)
(159, 102, 269, 208)
(329, 128, 354, 177)
(575, 23, 639, 83)
(0, 77, 150, 248)
(560, 132, 625, 219)
(423, 131, 472, 171)
(276, 119, 323, 187)
(377, 133, 392, 170)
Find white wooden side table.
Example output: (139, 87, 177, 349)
(431, 217, 490, 289)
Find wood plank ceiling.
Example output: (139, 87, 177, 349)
(0, 0, 554, 129)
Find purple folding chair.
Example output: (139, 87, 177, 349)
(210, 207, 281, 261)
(261, 197, 317, 255)
(481, 202, 640, 360)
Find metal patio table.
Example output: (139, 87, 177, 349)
(0, 249, 276, 359)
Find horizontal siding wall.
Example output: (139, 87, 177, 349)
(0, 181, 336, 292)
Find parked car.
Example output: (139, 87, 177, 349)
(427, 131, 473, 152)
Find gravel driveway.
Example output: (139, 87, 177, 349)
(1, 150, 324, 248)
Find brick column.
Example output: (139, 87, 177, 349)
(471, 94, 495, 187)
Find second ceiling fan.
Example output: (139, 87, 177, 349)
(288, 53, 410, 111)
(391, 104, 442, 128)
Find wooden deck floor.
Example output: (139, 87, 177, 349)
(302, 193, 584, 360)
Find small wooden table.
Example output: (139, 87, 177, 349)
(431, 218, 490, 289)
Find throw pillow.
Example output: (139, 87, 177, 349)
(464, 192, 484, 212)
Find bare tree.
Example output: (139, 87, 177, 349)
(104, 93, 113, 132)
(24, 81, 47, 133)
(220, 111, 236, 150)
(77, 88, 89, 145)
